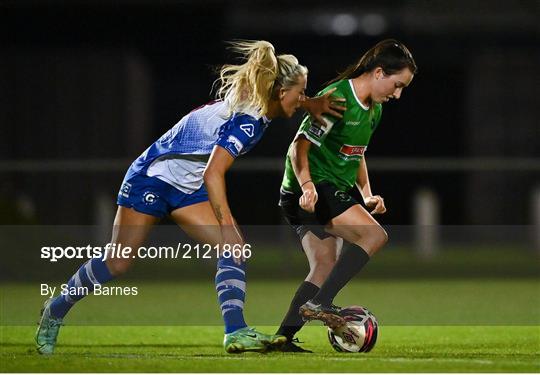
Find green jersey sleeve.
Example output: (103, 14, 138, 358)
(298, 83, 345, 147)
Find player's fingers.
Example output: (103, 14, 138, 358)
(299, 196, 308, 209)
(300, 197, 314, 213)
(323, 87, 337, 96)
(374, 200, 386, 214)
(330, 103, 347, 111)
(370, 204, 382, 215)
(379, 200, 387, 214)
(327, 109, 343, 118)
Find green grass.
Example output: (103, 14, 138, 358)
(1, 279, 539, 372)
(2, 279, 539, 325)
(1, 326, 539, 372)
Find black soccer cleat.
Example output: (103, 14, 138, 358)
(278, 338, 313, 353)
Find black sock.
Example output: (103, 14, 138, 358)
(276, 281, 319, 341)
(312, 244, 370, 306)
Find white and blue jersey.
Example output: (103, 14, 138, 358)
(117, 101, 270, 217)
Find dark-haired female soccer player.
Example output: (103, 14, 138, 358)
(35, 40, 345, 355)
(275, 39, 417, 352)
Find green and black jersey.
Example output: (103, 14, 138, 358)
(282, 79, 382, 192)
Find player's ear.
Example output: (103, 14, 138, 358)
(271, 84, 283, 100)
(374, 67, 384, 80)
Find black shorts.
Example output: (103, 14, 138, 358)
(279, 181, 365, 240)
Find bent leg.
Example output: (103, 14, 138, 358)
(277, 233, 341, 341)
(304, 234, 342, 286)
(326, 204, 388, 256)
(311, 204, 387, 307)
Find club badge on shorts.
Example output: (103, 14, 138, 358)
(143, 191, 158, 205)
(335, 191, 351, 202)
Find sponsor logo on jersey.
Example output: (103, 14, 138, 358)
(227, 135, 244, 154)
(143, 191, 158, 205)
(120, 182, 132, 198)
(345, 121, 362, 126)
(339, 144, 367, 156)
(307, 125, 324, 138)
(240, 124, 255, 137)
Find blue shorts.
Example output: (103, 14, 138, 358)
(117, 173, 209, 218)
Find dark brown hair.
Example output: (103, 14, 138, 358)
(329, 39, 417, 84)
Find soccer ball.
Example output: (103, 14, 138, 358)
(327, 305, 378, 352)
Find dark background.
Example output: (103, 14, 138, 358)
(1, 0, 539, 226)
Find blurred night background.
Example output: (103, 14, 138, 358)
(0, 0, 539, 228)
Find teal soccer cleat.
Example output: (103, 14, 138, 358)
(223, 327, 287, 353)
(35, 299, 63, 355)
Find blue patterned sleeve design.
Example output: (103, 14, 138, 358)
(215, 114, 268, 158)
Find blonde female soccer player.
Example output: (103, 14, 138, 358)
(36, 40, 344, 355)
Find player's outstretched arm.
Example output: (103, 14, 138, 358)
(301, 87, 346, 125)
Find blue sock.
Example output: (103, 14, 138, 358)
(215, 256, 247, 334)
(49, 256, 115, 319)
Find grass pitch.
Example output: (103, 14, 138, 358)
(2, 325, 539, 372)
(1, 279, 539, 372)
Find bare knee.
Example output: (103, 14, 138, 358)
(105, 258, 133, 277)
(356, 226, 388, 256)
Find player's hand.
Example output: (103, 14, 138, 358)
(299, 182, 318, 213)
(306, 88, 346, 126)
(364, 195, 386, 215)
(220, 225, 245, 265)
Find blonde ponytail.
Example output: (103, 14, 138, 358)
(216, 40, 307, 118)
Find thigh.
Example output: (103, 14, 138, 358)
(325, 203, 383, 250)
(107, 206, 160, 275)
(169, 201, 222, 246)
(111, 206, 160, 248)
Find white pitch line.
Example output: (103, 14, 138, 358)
(86, 353, 502, 365)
